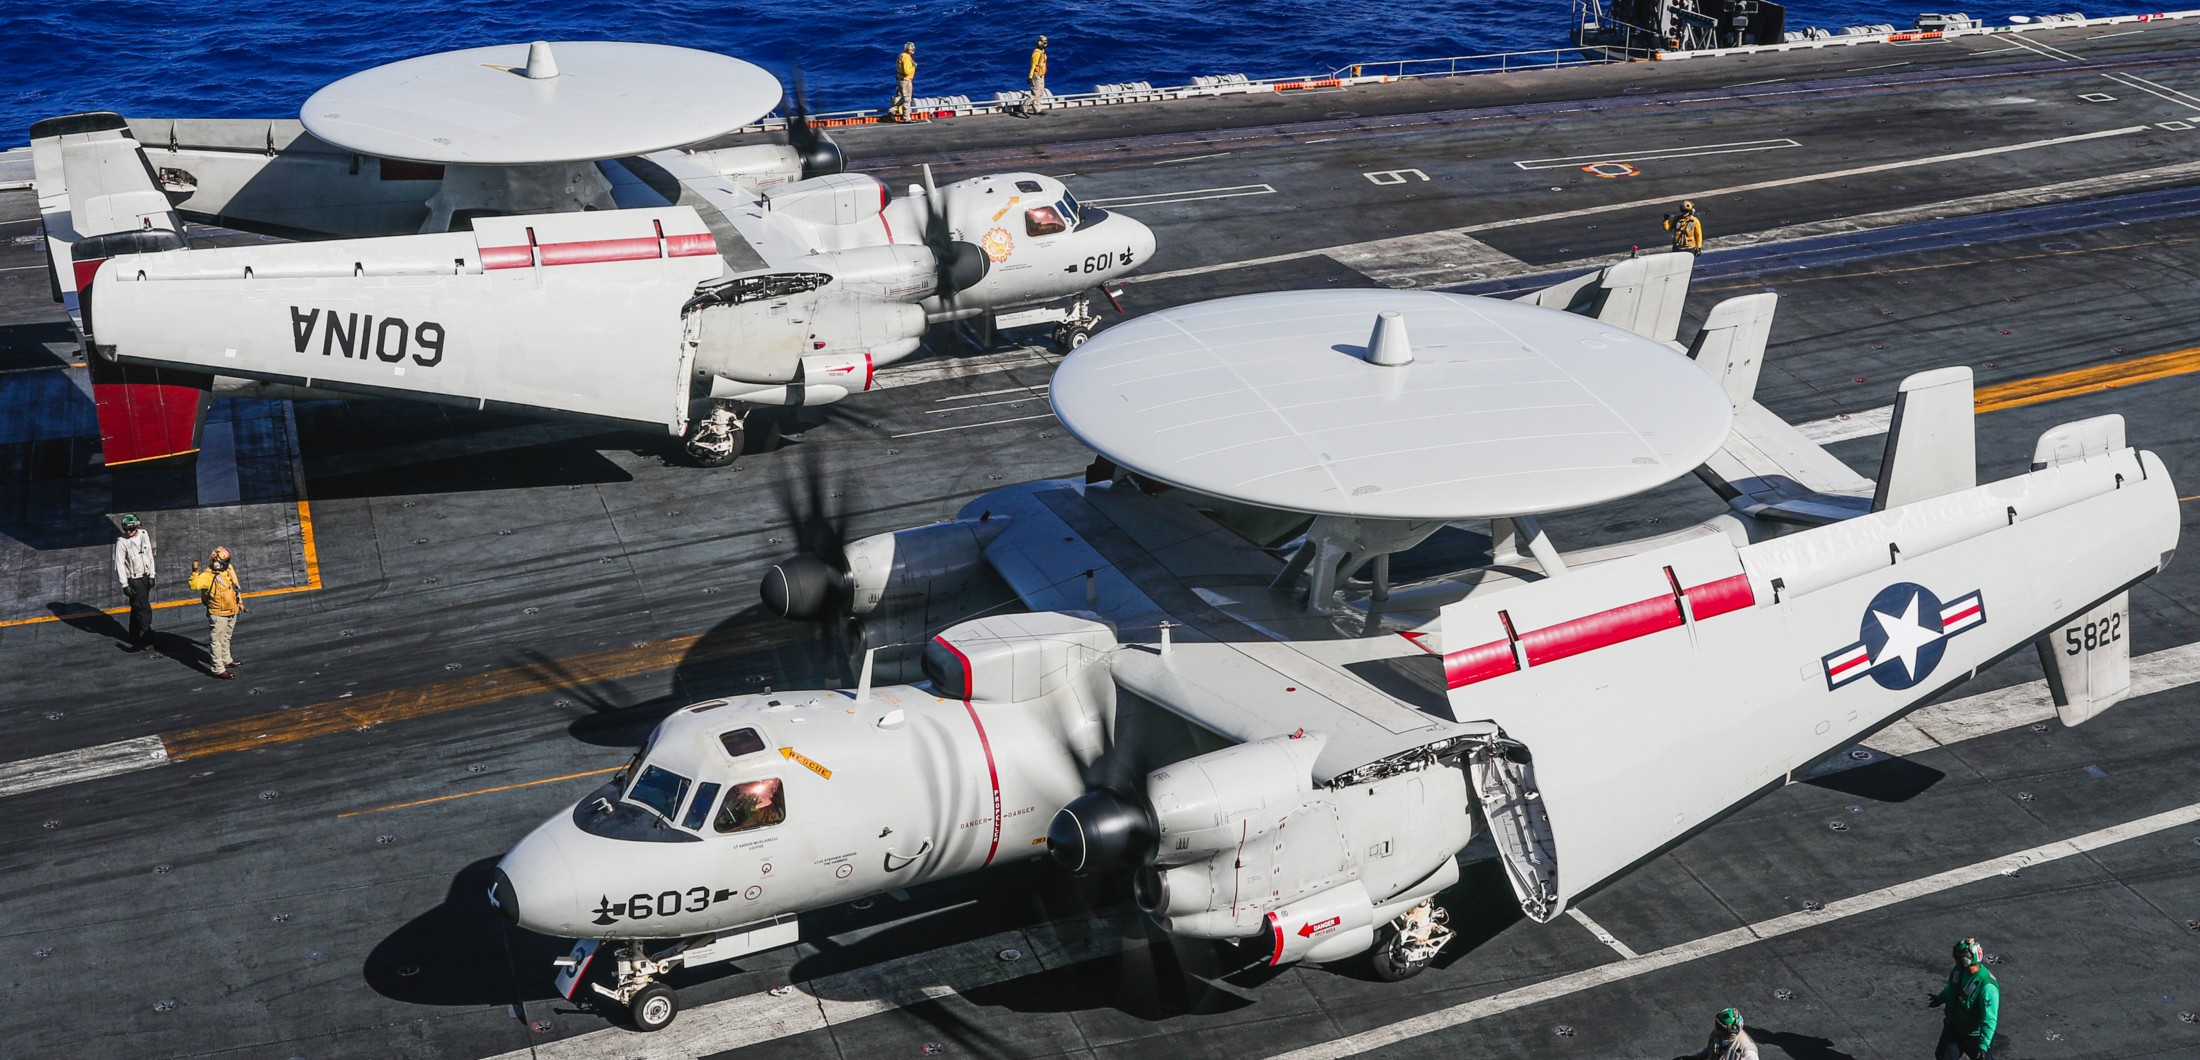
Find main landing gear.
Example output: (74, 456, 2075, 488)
(682, 400, 746, 467)
(1368, 897, 1453, 982)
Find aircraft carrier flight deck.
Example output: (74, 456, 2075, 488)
(4, 18, 2200, 1059)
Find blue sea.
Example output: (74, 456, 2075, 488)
(1, 0, 2168, 145)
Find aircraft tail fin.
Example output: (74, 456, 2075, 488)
(1689, 293, 1874, 524)
(1516, 251, 1694, 345)
(2028, 415, 2138, 726)
(31, 112, 208, 468)
(1872, 366, 1977, 512)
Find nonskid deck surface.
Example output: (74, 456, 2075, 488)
(2, 17, 2199, 1059)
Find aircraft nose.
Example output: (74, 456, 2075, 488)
(1123, 214, 1157, 273)
(494, 820, 580, 934)
(487, 868, 521, 926)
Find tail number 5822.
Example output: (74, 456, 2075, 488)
(2063, 613, 2122, 655)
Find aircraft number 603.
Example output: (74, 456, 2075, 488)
(2064, 613, 2123, 655)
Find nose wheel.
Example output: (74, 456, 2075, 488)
(1052, 321, 1093, 352)
(629, 983, 680, 1032)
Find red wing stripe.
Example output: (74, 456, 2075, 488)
(1684, 574, 1756, 619)
(479, 245, 534, 270)
(1444, 572, 1755, 689)
(1519, 595, 1682, 667)
(1943, 604, 1982, 625)
(537, 236, 664, 266)
(1828, 653, 1870, 676)
(932, 635, 1003, 867)
(1443, 638, 1518, 689)
(665, 232, 719, 257)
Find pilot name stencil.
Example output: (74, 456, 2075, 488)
(289, 306, 447, 367)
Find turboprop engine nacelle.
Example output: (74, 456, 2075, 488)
(1131, 735, 1473, 965)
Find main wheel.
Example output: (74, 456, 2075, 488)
(629, 983, 680, 1031)
(682, 422, 744, 468)
(1368, 924, 1431, 982)
(1053, 324, 1093, 353)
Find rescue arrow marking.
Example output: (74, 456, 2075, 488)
(1298, 916, 1343, 938)
(779, 747, 833, 780)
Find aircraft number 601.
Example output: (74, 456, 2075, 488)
(1082, 247, 1136, 274)
(2064, 613, 2122, 655)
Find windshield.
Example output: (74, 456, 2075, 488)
(1058, 192, 1082, 229)
(626, 765, 693, 822)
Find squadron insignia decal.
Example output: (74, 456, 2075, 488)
(981, 227, 1015, 263)
(1822, 582, 1986, 691)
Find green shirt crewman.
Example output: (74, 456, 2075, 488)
(1928, 937, 1999, 1059)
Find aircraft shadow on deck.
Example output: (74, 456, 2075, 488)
(365, 856, 573, 1005)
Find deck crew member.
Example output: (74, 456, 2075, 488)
(187, 546, 245, 679)
(1928, 938, 1999, 1059)
(1685, 1007, 1759, 1060)
(892, 42, 918, 122)
(1663, 200, 1704, 254)
(1023, 35, 1051, 117)
(114, 513, 157, 653)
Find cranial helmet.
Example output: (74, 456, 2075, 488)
(1715, 1007, 1743, 1032)
(1954, 938, 1984, 965)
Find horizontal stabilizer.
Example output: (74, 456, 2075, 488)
(1516, 252, 1694, 345)
(1873, 366, 1977, 512)
(2037, 592, 2132, 727)
(89, 207, 726, 435)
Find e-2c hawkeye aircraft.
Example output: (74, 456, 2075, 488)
(31, 40, 1153, 467)
(490, 253, 2176, 1032)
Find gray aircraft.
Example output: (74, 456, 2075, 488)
(489, 252, 2176, 1031)
(29, 40, 1153, 467)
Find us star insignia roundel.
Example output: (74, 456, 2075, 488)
(1821, 582, 1987, 691)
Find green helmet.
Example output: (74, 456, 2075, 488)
(1715, 1007, 1742, 1032)
(1954, 938, 1983, 965)
(119, 514, 141, 529)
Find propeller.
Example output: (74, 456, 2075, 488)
(919, 163, 990, 313)
(784, 65, 845, 179)
(758, 446, 852, 625)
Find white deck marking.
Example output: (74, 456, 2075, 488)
(2102, 71, 2200, 112)
(1269, 797, 2200, 1060)
(890, 412, 1055, 438)
(1134, 126, 2146, 282)
(934, 383, 1046, 402)
(1086, 183, 1277, 208)
(1152, 152, 1233, 165)
(0, 736, 169, 798)
(1513, 139, 1801, 171)
(925, 394, 1044, 414)
(492, 920, 1127, 1060)
(2004, 34, 2081, 62)
(1562, 907, 1639, 959)
(871, 346, 1054, 389)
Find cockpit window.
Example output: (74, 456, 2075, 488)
(1015, 179, 1043, 193)
(681, 781, 721, 831)
(1025, 205, 1067, 237)
(626, 765, 692, 822)
(714, 778, 788, 833)
(720, 727, 766, 757)
(1058, 192, 1082, 228)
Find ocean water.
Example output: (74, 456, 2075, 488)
(0, 0, 2165, 145)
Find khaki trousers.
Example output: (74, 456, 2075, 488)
(209, 613, 237, 671)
